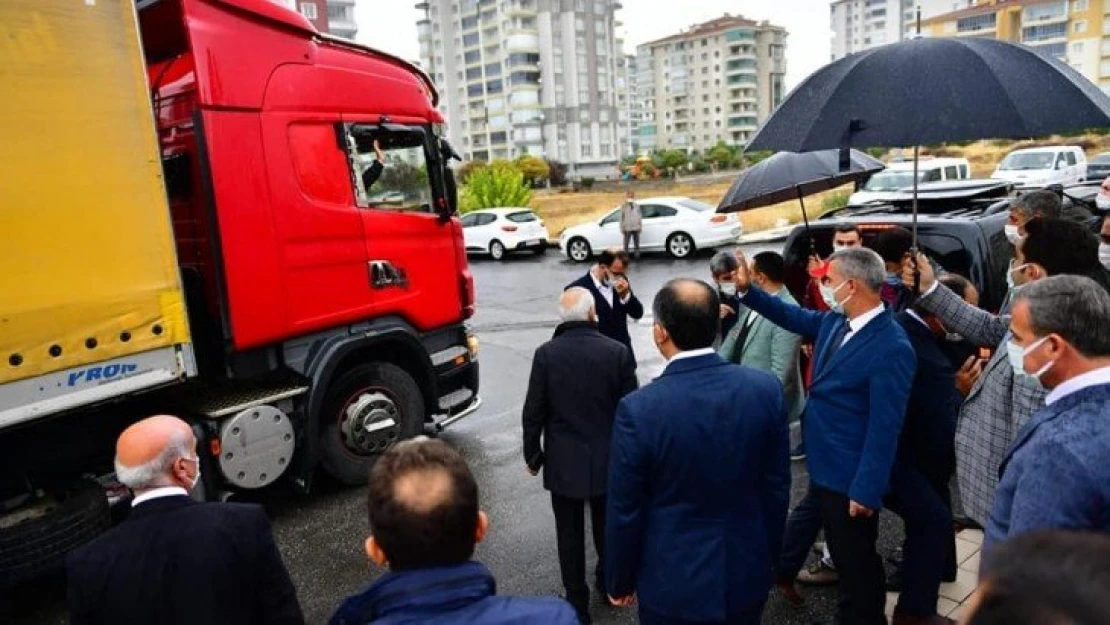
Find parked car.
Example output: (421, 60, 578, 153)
(461, 208, 550, 260)
(1085, 152, 1110, 182)
(991, 146, 1087, 190)
(849, 157, 971, 206)
(795, 181, 1015, 313)
(558, 197, 742, 262)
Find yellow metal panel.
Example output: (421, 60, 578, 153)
(0, 0, 189, 384)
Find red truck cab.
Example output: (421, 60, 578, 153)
(140, 0, 479, 488)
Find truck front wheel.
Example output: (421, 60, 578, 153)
(318, 363, 425, 486)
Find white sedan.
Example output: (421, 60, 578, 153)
(460, 208, 550, 261)
(559, 197, 742, 262)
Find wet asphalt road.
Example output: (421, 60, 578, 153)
(7, 244, 908, 625)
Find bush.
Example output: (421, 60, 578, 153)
(690, 156, 711, 174)
(459, 161, 532, 213)
(457, 160, 487, 185)
(515, 155, 550, 187)
(660, 149, 688, 171)
(709, 141, 735, 169)
(743, 150, 773, 166)
(580, 177, 596, 189)
(640, 163, 657, 178)
(821, 191, 850, 214)
(546, 159, 569, 186)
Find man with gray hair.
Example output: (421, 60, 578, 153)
(67, 415, 303, 625)
(522, 287, 638, 624)
(736, 247, 917, 625)
(709, 250, 743, 339)
(984, 275, 1110, 570)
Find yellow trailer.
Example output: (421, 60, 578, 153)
(0, 0, 194, 428)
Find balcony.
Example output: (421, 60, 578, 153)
(507, 33, 540, 51)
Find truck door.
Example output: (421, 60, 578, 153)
(340, 123, 463, 331)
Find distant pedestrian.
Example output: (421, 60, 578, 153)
(522, 288, 638, 624)
(965, 531, 1110, 625)
(67, 416, 304, 625)
(620, 191, 642, 258)
(329, 438, 578, 625)
(983, 275, 1110, 568)
(565, 249, 644, 360)
(606, 279, 790, 625)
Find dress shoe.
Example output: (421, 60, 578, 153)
(773, 574, 804, 606)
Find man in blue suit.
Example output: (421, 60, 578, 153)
(736, 247, 915, 625)
(565, 249, 644, 361)
(605, 279, 790, 625)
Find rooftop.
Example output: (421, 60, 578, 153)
(640, 14, 783, 48)
(922, 0, 1052, 25)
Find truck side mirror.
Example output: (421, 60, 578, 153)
(440, 166, 458, 219)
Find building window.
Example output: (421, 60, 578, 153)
(1074, 20, 1087, 34)
(464, 50, 481, 64)
(1071, 41, 1085, 56)
(1073, 0, 1088, 10)
(1023, 22, 1068, 42)
(298, 2, 317, 19)
(956, 13, 996, 33)
(463, 33, 479, 47)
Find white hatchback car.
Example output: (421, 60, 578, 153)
(460, 208, 550, 260)
(559, 197, 742, 262)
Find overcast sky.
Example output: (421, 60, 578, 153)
(355, 0, 833, 90)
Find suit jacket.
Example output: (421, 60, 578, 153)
(719, 287, 805, 422)
(67, 496, 304, 625)
(739, 287, 916, 509)
(522, 322, 638, 499)
(895, 313, 962, 484)
(984, 383, 1110, 570)
(917, 282, 1047, 524)
(565, 273, 644, 357)
(606, 354, 790, 621)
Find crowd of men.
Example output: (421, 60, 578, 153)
(61, 191, 1110, 625)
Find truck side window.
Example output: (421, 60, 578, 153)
(343, 124, 434, 213)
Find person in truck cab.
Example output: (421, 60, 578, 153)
(330, 438, 578, 625)
(361, 139, 387, 191)
(67, 415, 304, 625)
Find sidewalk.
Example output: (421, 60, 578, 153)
(884, 528, 983, 622)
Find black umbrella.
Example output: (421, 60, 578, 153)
(716, 149, 884, 250)
(745, 35, 1110, 281)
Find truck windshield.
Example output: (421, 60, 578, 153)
(998, 152, 1055, 171)
(863, 171, 922, 192)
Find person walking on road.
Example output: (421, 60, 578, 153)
(565, 249, 644, 361)
(736, 247, 916, 625)
(620, 191, 642, 259)
(522, 287, 638, 624)
(606, 279, 790, 625)
(983, 276, 1110, 570)
(67, 415, 304, 625)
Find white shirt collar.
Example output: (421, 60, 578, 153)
(905, 309, 930, 329)
(131, 486, 189, 507)
(1045, 366, 1110, 406)
(591, 268, 611, 292)
(668, 347, 717, 363)
(848, 303, 886, 335)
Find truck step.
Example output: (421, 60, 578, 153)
(182, 382, 309, 418)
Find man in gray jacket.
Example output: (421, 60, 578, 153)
(620, 191, 642, 259)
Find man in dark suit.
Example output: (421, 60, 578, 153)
(523, 287, 638, 624)
(67, 415, 304, 625)
(565, 248, 644, 360)
(606, 279, 790, 625)
(736, 247, 916, 625)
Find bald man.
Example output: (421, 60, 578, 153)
(66, 415, 304, 625)
(330, 437, 578, 624)
(521, 287, 638, 624)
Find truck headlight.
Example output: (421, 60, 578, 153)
(467, 333, 479, 362)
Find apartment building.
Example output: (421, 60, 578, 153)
(923, 0, 1110, 93)
(617, 53, 644, 156)
(634, 15, 787, 153)
(417, 0, 624, 179)
(271, 0, 357, 38)
(831, 0, 974, 60)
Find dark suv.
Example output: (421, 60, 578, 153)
(781, 181, 1014, 312)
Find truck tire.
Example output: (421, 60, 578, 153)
(319, 363, 425, 486)
(0, 479, 110, 586)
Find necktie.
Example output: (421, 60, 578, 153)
(819, 317, 852, 372)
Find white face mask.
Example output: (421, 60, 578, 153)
(833, 243, 852, 252)
(719, 282, 737, 297)
(1097, 193, 1110, 211)
(819, 280, 852, 314)
(1100, 242, 1110, 270)
(1006, 335, 1054, 380)
(1006, 260, 1030, 292)
(1004, 224, 1021, 246)
(184, 456, 202, 491)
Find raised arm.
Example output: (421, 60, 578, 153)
(739, 287, 825, 343)
(904, 252, 1009, 348)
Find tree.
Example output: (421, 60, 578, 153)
(457, 160, 487, 185)
(660, 149, 688, 171)
(546, 159, 569, 186)
(378, 162, 427, 196)
(709, 141, 734, 169)
(619, 154, 638, 168)
(459, 161, 532, 213)
(514, 155, 550, 187)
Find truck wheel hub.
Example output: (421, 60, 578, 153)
(342, 392, 400, 455)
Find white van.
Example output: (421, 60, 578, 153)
(849, 157, 971, 205)
(991, 146, 1087, 190)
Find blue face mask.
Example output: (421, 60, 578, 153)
(884, 273, 902, 287)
